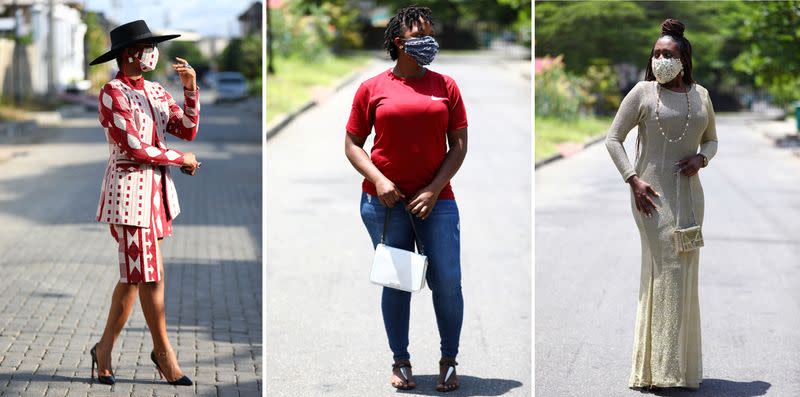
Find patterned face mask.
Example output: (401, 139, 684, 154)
(651, 55, 683, 84)
(402, 36, 439, 66)
(129, 46, 159, 72)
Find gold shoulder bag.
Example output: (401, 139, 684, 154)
(673, 172, 704, 253)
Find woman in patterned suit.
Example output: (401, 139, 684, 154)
(87, 20, 200, 386)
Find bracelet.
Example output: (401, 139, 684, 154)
(698, 154, 708, 167)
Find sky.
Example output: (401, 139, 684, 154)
(82, 0, 257, 38)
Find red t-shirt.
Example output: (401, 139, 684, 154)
(346, 68, 468, 199)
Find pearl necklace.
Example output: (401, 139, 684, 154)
(655, 83, 691, 143)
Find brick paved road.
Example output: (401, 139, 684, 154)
(0, 92, 262, 396)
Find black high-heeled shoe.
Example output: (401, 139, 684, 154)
(150, 350, 193, 386)
(90, 343, 115, 385)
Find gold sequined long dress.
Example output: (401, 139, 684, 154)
(605, 80, 718, 389)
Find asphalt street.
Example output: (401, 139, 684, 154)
(0, 90, 262, 396)
(266, 53, 532, 396)
(535, 113, 800, 396)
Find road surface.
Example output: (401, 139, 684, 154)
(266, 53, 532, 396)
(0, 92, 262, 397)
(535, 113, 800, 396)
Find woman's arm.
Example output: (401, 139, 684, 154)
(678, 88, 718, 176)
(99, 83, 190, 167)
(605, 82, 659, 216)
(698, 90, 718, 161)
(407, 127, 467, 219)
(163, 87, 199, 141)
(344, 132, 405, 207)
(165, 57, 200, 141)
(605, 82, 644, 182)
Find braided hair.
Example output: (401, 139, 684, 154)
(383, 6, 434, 61)
(644, 19, 694, 85)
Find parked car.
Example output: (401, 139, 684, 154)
(211, 72, 248, 102)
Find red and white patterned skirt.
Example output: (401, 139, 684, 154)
(109, 167, 173, 283)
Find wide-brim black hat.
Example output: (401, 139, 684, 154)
(89, 20, 180, 66)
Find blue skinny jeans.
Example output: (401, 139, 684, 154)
(360, 192, 464, 360)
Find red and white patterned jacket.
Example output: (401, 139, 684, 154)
(96, 72, 200, 227)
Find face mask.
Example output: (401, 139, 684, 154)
(402, 36, 439, 66)
(129, 46, 159, 72)
(651, 56, 682, 84)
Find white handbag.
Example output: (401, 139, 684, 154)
(369, 206, 428, 292)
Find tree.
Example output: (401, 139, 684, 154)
(218, 34, 261, 80)
(84, 11, 110, 90)
(163, 41, 210, 71)
(293, 0, 362, 52)
(219, 38, 243, 72)
(535, 1, 751, 91)
(535, 1, 648, 72)
(239, 33, 262, 80)
(733, 1, 800, 105)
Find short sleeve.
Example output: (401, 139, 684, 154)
(346, 83, 373, 137)
(446, 78, 468, 131)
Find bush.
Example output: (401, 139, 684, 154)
(535, 55, 587, 120)
(579, 63, 621, 116)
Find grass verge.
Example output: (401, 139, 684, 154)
(535, 115, 613, 162)
(0, 97, 62, 122)
(266, 54, 370, 124)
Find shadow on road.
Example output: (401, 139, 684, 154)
(395, 375, 523, 396)
(0, 371, 261, 393)
(642, 379, 771, 397)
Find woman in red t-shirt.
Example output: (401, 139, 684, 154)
(344, 6, 468, 393)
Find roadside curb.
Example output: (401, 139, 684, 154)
(266, 65, 369, 141)
(0, 120, 37, 145)
(534, 133, 606, 169)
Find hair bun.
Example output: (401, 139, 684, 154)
(661, 19, 685, 38)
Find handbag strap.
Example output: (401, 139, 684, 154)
(676, 171, 697, 228)
(380, 204, 426, 255)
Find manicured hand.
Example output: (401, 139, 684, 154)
(676, 155, 704, 177)
(628, 175, 659, 217)
(172, 57, 196, 91)
(407, 185, 441, 220)
(376, 177, 405, 208)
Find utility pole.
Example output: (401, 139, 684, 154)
(12, 0, 21, 105)
(46, 0, 57, 98)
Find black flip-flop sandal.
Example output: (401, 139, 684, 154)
(391, 360, 416, 390)
(436, 357, 459, 392)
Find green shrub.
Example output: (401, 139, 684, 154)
(579, 63, 621, 116)
(534, 55, 587, 119)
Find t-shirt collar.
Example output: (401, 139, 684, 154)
(387, 67, 428, 81)
(115, 71, 145, 90)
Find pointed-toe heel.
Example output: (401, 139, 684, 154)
(90, 343, 116, 385)
(150, 350, 193, 386)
